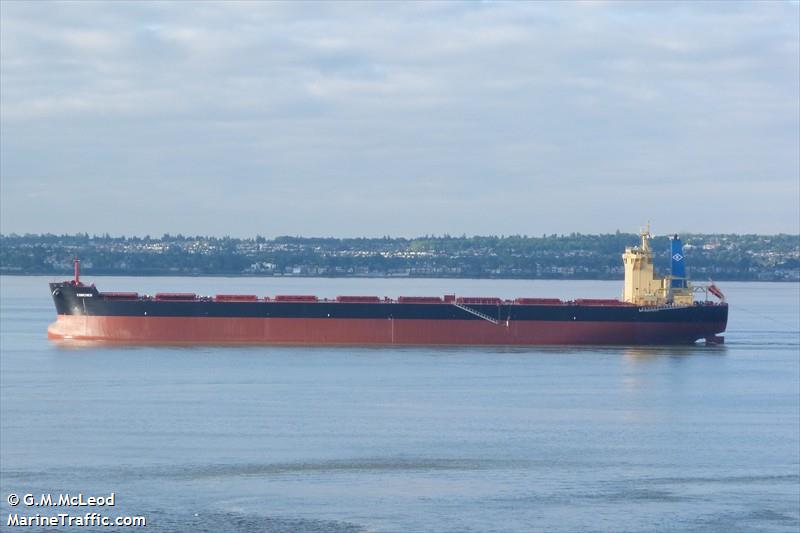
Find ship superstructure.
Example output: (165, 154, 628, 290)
(622, 225, 719, 307)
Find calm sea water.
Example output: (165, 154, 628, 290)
(1, 276, 798, 533)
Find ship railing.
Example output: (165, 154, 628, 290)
(638, 303, 694, 312)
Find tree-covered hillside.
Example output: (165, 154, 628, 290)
(1, 233, 797, 281)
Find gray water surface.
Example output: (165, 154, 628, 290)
(1, 277, 798, 532)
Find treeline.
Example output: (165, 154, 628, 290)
(0, 232, 797, 281)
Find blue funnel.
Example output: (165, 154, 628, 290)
(670, 235, 686, 288)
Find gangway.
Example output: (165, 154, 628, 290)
(452, 302, 501, 325)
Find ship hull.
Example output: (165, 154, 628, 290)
(47, 314, 726, 345)
(47, 283, 728, 346)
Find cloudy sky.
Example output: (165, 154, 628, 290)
(1, 1, 798, 237)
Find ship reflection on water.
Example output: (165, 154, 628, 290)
(622, 344, 727, 360)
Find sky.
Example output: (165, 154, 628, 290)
(1, 1, 798, 238)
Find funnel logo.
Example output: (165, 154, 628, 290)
(672, 253, 684, 262)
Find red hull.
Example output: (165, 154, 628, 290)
(47, 315, 724, 345)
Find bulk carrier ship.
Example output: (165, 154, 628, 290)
(47, 228, 728, 345)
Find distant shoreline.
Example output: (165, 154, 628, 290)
(3, 232, 797, 282)
(1, 271, 796, 282)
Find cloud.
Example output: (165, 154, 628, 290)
(1, 1, 798, 236)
